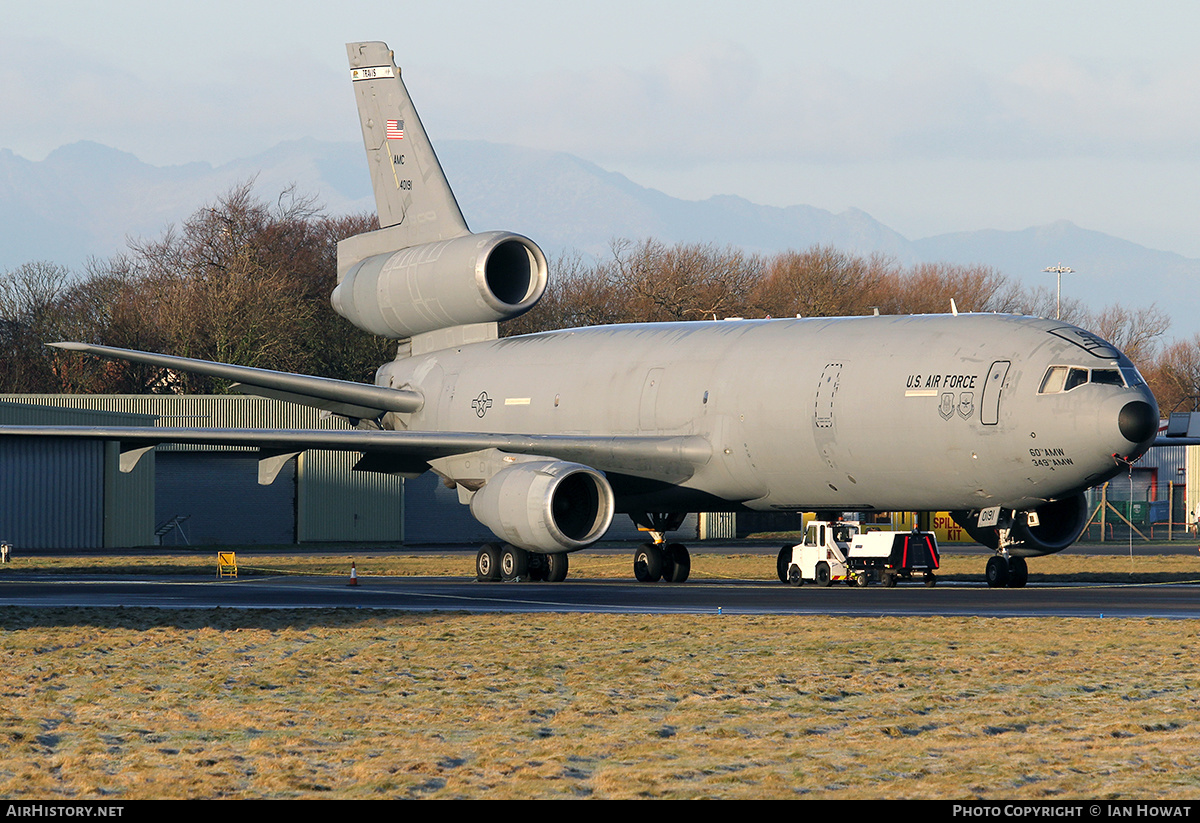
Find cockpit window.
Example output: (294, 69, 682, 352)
(1064, 368, 1090, 391)
(1120, 365, 1147, 388)
(1039, 365, 1128, 394)
(1040, 366, 1068, 394)
(1091, 369, 1124, 386)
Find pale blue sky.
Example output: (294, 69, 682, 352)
(5, 1, 1199, 257)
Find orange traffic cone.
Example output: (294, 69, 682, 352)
(349, 562, 358, 587)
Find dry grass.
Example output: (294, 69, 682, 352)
(0, 607, 1198, 799)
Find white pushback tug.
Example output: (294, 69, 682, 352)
(777, 521, 941, 588)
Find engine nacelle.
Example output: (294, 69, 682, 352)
(951, 493, 1090, 557)
(469, 460, 615, 553)
(332, 230, 548, 338)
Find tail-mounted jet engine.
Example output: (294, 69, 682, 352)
(332, 230, 548, 338)
(469, 460, 616, 553)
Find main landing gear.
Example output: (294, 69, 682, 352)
(473, 512, 695, 584)
(985, 554, 1028, 588)
(631, 512, 691, 583)
(475, 543, 569, 583)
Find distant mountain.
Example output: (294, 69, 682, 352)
(914, 221, 1200, 320)
(3, 138, 1198, 335)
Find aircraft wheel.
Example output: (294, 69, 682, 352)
(1007, 556, 1028, 588)
(985, 555, 1010, 588)
(777, 546, 792, 583)
(788, 564, 804, 586)
(815, 562, 832, 587)
(924, 572, 937, 587)
(500, 545, 529, 582)
(544, 552, 569, 583)
(660, 546, 677, 583)
(476, 543, 502, 582)
(666, 543, 691, 583)
(634, 543, 663, 583)
(526, 554, 547, 582)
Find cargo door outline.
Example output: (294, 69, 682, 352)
(815, 363, 842, 428)
(639, 367, 664, 431)
(980, 360, 1010, 426)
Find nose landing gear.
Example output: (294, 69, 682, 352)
(985, 554, 1028, 588)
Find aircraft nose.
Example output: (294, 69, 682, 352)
(1118, 400, 1158, 445)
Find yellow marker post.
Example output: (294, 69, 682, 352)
(217, 552, 238, 578)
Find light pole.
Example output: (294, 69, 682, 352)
(1043, 263, 1074, 319)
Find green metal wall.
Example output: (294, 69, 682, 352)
(1, 395, 405, 545)
(0, 400, 156, 548)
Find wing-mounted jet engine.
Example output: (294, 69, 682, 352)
(951, 494, 1091, 588)
(334, 42, 548, 350)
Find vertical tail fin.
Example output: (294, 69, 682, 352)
(346, 42, 469, 247)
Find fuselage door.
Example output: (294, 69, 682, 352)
(815, 363, 842, 428)
(980, 360, 1010, 426)
(639, 367, 664, 430)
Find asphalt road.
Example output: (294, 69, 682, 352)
(2, 572, 1197, 619)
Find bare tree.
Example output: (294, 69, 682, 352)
(610, 239, 761, 322)
(752, 246, 897, 318)
(0, 261, 75, 392)
(50, 183, 391, 394)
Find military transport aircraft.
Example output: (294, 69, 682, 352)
(4, 41, 1160, 587)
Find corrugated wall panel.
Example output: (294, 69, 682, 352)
(297, 451, 405, 542)
(0, 437, 103, 548)
(403, 471, 494, 544)
(155, 452, 295, 545)
(1, 400, 155, 548)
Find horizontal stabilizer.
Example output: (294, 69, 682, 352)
(49, 342, 423, 419)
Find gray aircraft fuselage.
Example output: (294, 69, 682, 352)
(377, 312, 1156, 515)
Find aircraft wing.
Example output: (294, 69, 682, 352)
(0, 425, 711, 486)
(49, 342, 423, 420)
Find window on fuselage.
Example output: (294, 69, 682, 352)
(1040, 366, 1068, 394)
(1064, 368, 1090, 391)
(1039, 365, 1128, 394)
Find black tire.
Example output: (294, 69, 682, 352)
(855, 572, 870, 587)
(1007, 556, 1028, 588)
(924, 572, 937, 587)
(475, 543, 501, 582)
(882, 571, 897, 588)
(985, 555, 1010, 588)
(500, 545, 529, 582)
(788, 564, 803, 586)
(660, 547, 676, 583)
(634, 543, 663, 583)
(815, 561, 832, 587)
(544, 552, 569, 583)
(777, 546, 792, 583)
(666, 543, 691, 583)
(526, 553, 547, 581)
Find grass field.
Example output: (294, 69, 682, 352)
(0, 549, 1198, 799)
